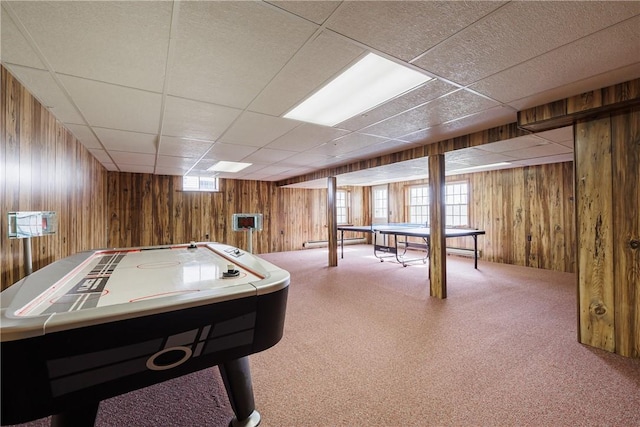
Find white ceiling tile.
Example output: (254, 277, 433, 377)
(169, 1, 317, 108)
(338, 139, 413, 161)
(65, 124, 103, 150)
(5, 65, 84, 124)
(470, 15, 640, 103)
(88, 149, 113, 164)
(277, 152, 336, 167)
(1, 6, 46, 69)
(101, 163, 118, 172)
(266, 124, 350, 151)
(445, 147, 493, 163)
(536, 126, 574, 148)
(249, 31, 364, 116)
(266, 1, 341, 25)
(154, 167, 189, 177)
(155, 155, 198, 169)
(158, 136, 213, 158)
(162, 96, 242, 141)
(413, 1, 640, 85)
(403, 105, 517, 146)
(6, 1, 172, 92)
(361, 89, 499, 139)
(94, 128, 157, 154)
(475, 135, 549, 154)
(307, 133, 387, 156)
(339, 79, 457, 131)
(201, 143, 259, 162)
(325, 1, 505, 62)
(58, 75, 162, 133)
(457, 152, 517, 167)
(220, 112, 300, 147)
(109, 151, 156, 166)
(505, 142, 572, 159)
(242, 148, 297, 163)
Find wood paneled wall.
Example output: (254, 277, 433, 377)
(1, 66, 108, 291)
(106, 172, 369, 254)
(380, 162, 576, 273)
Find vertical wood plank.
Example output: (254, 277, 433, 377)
(429, 155, 447, 299)
(611, 107, 640, 358)
(575, 116, 615, 352)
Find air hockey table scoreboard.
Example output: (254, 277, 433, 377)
(0, 242, 290, 427)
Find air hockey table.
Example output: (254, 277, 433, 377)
(0, 242, 290, 427)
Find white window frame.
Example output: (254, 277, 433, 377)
(406, 181, 470, 227)
(444, 181, 469, 227)
(336, 189, 350, 225)
(182, 176, 219, 192)
(372, 185, 388, 224)
(408, 185, 429, 226)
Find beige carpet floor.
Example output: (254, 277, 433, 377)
(10, 245, 640, 426)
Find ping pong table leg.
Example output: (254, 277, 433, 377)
(341, 230, 344, 259)
(219, 357, 261, 427)
(473, 235, 478, 269)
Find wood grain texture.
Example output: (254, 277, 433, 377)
(106, 173, 369, 255)
(1, 66, 108, 290)
(611, 107, 640, 358)
(385, 163, 576, 273)
(518, 78, 640, 132)
(428, 155, 447, 299)
(575, 116, 615, 352)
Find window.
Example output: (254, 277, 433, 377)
(182, 176, 219, 192)
(336, 190, 350, 224)
(373, 186, 388, 222)
(406, 181, 469, 227)
(445, 181, 469, 227)
(408, 185, 429, 225)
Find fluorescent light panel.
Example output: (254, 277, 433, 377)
(449, 162, 511, 173)
(208, 161, 252, 173)
(284, 53, 432, 127)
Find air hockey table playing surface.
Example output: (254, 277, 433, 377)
(1, 242, 290, 426)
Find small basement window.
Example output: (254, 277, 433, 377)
(182, 176, 219, 192)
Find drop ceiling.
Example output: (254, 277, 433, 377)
(2, 1, 639, 186)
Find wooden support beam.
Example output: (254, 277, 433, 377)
(428, 155, 447, 299)
(327, 176, 338, 267)
(518, 78, 640, 132)
(575, 106, 640, 358)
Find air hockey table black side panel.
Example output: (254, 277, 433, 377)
(0, 287, 288, 425)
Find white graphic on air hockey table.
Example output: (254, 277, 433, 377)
(16, 246, 261, 316)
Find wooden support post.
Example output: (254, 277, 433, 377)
(575, 106, 640, 358)
(520, 78, 639, 358)
(428, 155, 447, 299)
(327, 176, 338, 267)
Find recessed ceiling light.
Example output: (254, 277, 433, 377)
(284, 53, 432, 127)
(207, 161, 252, 173)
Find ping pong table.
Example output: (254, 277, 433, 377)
(337, 224, 485, 269)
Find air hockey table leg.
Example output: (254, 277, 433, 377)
(219, 357, 261, 427)
(50, 401, 99, 427)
